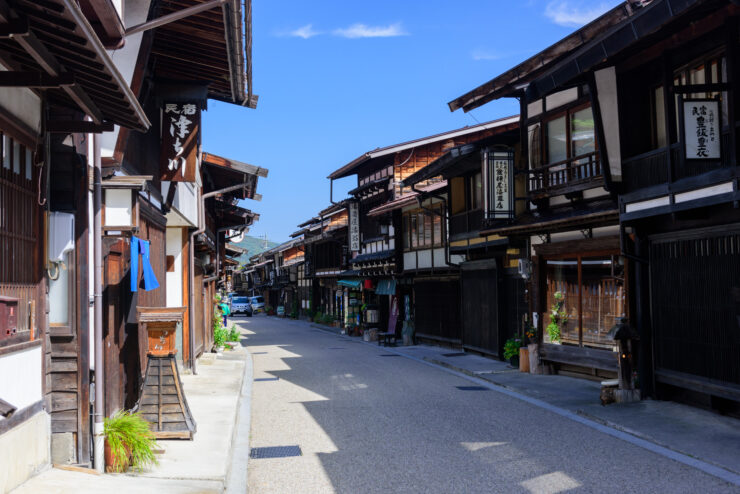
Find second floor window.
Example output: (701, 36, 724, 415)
(403, 206, 444, 250)
(450, 172, 482, 214)
(529, 103, 596, 168)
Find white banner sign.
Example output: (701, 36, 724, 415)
(349, 201, 360, 252)
(683, 99, 720, 160)
(488, 151, 514, 219)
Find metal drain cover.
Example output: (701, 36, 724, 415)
(252, 351, 268, 355)
(250, 445, 302, 459)
(442, 352, 466, 357)
(254, 377, 279, 382)
(456, 386, 488, 391)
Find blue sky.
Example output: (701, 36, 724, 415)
(202, 0, 618, 243)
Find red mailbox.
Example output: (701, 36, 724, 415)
(0, 296, 19, 342)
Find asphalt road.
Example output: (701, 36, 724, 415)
(243, 315, 737, 494)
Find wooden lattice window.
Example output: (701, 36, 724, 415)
(0, 133, 38, 338)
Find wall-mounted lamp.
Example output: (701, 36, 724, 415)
(101, 175, 152, 235)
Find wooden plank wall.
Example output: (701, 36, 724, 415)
(393, 128, 501, 198)
(46, 156, 89, 464)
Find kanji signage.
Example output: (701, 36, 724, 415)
(349, 201, 360, 252)
(486, 149, 514, 219)
(160, 102, 200, 181)
(683, 99, 720, 160)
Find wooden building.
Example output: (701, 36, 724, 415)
(328, 121, 518, 340)
(293, 203, 350, 321)
(450, 0, 740, 408)
(0, 0, 150, 486)
(401, 117, 525, 357)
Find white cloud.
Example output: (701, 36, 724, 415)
(333, 22, 408, 39)
(472, 50, 503, 61)
(287, 24, 320, 39)
(544, 1, 612, 27)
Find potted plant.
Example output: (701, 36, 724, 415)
(525, 324, 541, 374)
(103, 410, 158, 473)
(546, 291, 568, 344)
(503, 337, 523, 368)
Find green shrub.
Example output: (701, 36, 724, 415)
(227, 324, 240, 342)
(503, 338, 523, 360)
(214, 325, 227, 348)
(103, 410, 158, 473)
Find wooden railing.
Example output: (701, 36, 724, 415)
(450, 209, 484, 236)
(528, 151, 602, 196)
(623, 130, 735, 190)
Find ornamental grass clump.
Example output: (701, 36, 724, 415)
(103, 410, 158, 473)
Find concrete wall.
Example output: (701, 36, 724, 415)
(0, 411, 50, 493)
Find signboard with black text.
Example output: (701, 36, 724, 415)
(486, 149, 514, 220)
(160, 102, 201, 181)
(349, 201, 360, 252)
(682, 99, 721, 160)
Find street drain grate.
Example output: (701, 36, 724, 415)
(250, 446, 302, 459)
(442, 352, 466, 357)
(456, 386, 488, 391)
(251, 351, 268, 355)
(379, 354, 400, 357)
(254, 377, 279, 382)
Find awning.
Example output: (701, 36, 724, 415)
(375, 279, 396, 295)
(351, 250, 395, 264)
(201, 152, 268, 201)
(150, 0, 255, 107)
(337, 279, 362, 289)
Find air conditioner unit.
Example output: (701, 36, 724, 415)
(517, 259, 532, 279)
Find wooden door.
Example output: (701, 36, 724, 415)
(461, 261, 499, 356)
(649, 227, 740, 397)
(414, 278, 461, 345)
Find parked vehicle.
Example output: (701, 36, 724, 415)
(249, 296, 265, 313)
(231, 296, 253, 316)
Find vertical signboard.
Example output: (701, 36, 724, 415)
(349, 201, 360, 252)
(486, 149, 514, 220)
(160, 102, 201, 182)
(683, 99, 720, 160)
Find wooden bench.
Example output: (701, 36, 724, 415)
(377, 329, 398, 347)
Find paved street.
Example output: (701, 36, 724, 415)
(246, 316, 737, 494)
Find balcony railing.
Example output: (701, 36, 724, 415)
(622, 130, 734, 190)
(450, 209, 484, 236)
(528, 151, 602, 196)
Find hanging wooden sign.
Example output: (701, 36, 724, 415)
(160, 102, 200, 182)
(682, 98, 720, 160)
(349, 201, 360, 252)
(486, 149, 514, 220)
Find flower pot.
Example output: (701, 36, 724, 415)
(104, 439, 130, 473)
(519, 347, 530, 373)
(509, 355, 520, 368)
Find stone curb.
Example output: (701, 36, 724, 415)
(224, 332, 254, 494)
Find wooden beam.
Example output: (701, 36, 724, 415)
(0, 18, 28, 38)
(47, 120, 114, 133)
(13, 33, 104, 123)
(0, 71, 74, 87)
(125, 0, 226, 36)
